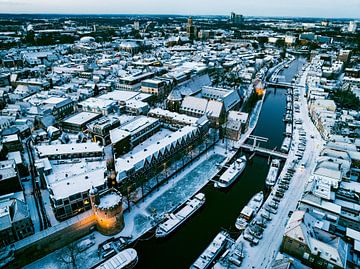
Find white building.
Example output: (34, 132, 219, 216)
(348, 21, 357, 33)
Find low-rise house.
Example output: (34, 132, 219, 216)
(62, 111, 102, 133)
(117, 72, 154, 91)
(125, 100, 150, 115)
(225, 111, 249, 140)
(78, 97, 117, 115)
(281, 210, 348, 269)
(0, 116, 15, 132)
(0, 160, 22, 196)
(7, 151, 28, 177)
(98, 90, 152, 106)
(43, 97, 74, 119)
(45, 160, 107, 221)
(1, 134, 23, 152)
(87, 116, 120, 145)
(0, 196, 34, 247)
(148, 108, 199, 129)
(110, 116, 161, 157)
(201, 86, 241, 112)
(180, 96, 225, 126)
(141, 79, 170, 98)
(35, 142, 103, 160)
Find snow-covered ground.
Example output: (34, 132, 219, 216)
(215, 64, 325, 269)
(119, 150, 227, 239)
(25, 144, 229, 269)
(24, 233, 110, 269)
(24, 79, 266, 269)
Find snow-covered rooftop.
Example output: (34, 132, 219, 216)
(36, 142, 103, 158)
(63, 111, 101, 126)
(148, 108, 198, 125)
(79, 97, 116, 109)
(97, 192, 122, 210)
(116, 125, 199, 180)
(49, 168, 106, 200)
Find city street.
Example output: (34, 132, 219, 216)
(240, 64, 325, 269)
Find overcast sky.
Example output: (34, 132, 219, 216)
(0, 0, 359, 18)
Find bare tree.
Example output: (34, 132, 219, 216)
(57, 243, 82, 269)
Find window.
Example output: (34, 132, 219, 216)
(56, 207, 65, 216)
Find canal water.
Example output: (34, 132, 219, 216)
(133, 58, 305, 269)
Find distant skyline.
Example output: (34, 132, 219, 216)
(0, 0, 359, 18)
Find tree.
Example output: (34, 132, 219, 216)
(57, 243, 82, 269)
(25, 30, 35, 44)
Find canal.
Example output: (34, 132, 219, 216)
(133, 58, 306, 269)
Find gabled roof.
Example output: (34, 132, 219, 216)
(206, 100, 223, 118)
(284, 211, 348, 268)
(115, 125, 199, 181)
(12, 199, 29, 222)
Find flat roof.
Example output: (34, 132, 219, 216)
(79, 97, 116, 109)
(50, 168, 105, 200)
(2, 134, 19, 143)
(63, 112, 101, 126)
(36, 143, 103, 158)
(346, 227, 360, 241)
(110, 128, 130, 143)
(148, 108, 198, 125)
(0, 167, 17, 180)
(98, 90, 139, 102)
(121, 116, 158, 133)
(44, 97, 68, 105)
(7, 151, 22, 165)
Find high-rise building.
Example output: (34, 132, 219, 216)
(230, 12, 244, 24)
(321, 20, 329, 27)
(348, 21, 357, 33)
(134, 20, 140, 31)
(186, 17, 196, 39)
(187, 17, 193, 27)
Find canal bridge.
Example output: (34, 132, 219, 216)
(239, 143, 288, 159)
(266, 81, 305, 89)
(239, 135, 288, 159)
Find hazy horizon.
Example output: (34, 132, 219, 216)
(0, 0, 359, 19)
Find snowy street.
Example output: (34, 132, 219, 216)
(22, 180, 41, 233)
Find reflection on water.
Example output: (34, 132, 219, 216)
(133, 58, 304, 269)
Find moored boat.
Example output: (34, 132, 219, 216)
(214, 156, 246, 188)
(190, 230, 230, 269)
(95, 248, 138, 269)
(265, 159, 280, 187)
(235, 191, 264, 230)
(156, 193, 205, 238)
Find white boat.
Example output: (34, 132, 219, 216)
(214, 156, 246, 188)
(156, 193, 205, 238)
(190, 230, 230, 269)
(95, 248, 138, 269)
(235, 191, 264, 230)
(265, 159, 280, 187)
(281, 137, 291, 153)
